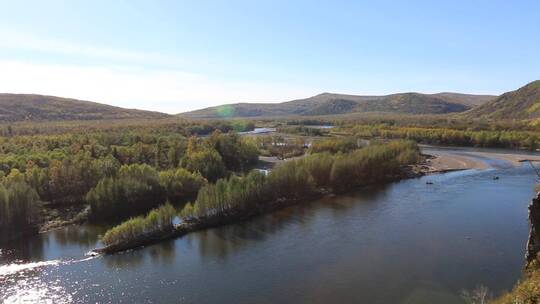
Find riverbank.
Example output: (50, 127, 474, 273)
(39, 205, 90, 233)
(421, 146, 540, 172)
(261, 146, 540, 175)
(422, 152, 488, 171)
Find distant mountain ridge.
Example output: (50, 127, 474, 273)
(0, 94, 170, 122)
(180, 92, 496, 119)
(463, 81, 540, 120)
(6, 81, 540, 122)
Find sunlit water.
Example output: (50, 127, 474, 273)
(1, 148, 539, 303)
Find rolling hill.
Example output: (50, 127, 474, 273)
(180, 92, 495, 119)
(463, 80, 540, 120)
(0, 94, 170, 122)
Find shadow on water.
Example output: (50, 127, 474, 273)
(186, 183, 391, 261)
(186, 204, 325, 260)
(1, 235, 46, 264)
(52, 225, 107, 247)
(148, 240, 176, 265)
(102, 236, 177, 269)
(188, 210, 309, 260)
(104, 249, 146, 269)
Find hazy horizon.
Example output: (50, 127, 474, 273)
(1, 1, 539, 113)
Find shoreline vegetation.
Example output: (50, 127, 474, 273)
(350, 124, 540, 151)
(94, 140, 422, 254)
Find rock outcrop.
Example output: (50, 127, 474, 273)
(526, 192, 540, 265)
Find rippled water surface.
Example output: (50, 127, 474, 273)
(1, 148, 538, 303)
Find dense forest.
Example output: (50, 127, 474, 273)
(0, 118, 256, 137)
(0, 120, 258, 243)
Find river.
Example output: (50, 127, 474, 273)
(1, 147, 538, 303)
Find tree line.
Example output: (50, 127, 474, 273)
(0, 119, 255, 137)
(352, 125, 540, 150)
(181, 140, 420, 220)
(0, 170, 41, 242)
(308, 136, 360, 154)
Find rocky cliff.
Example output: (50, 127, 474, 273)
(526, 192, 540, 265)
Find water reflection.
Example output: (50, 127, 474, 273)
(52, 225, 106, 247)
(149, 240, 176, 265)
(1, 236, 46, 263)
(190, 205, 321, 260)
(104, 249, 146, 269)
(102, 239, 177, 270)
(190, 183, 391, 261)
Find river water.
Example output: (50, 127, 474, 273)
(1, 148, 538, 303)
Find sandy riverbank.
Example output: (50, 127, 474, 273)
(259, 146, 540, 174)
(421, 147, 540, 173)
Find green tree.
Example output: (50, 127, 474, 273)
(0, 180, 40, 242)
(159, 168, 206, 202)
(182, 149, 227, 182)
(86, 164, 165, 220)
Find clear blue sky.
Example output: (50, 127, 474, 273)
(0, 0, 539, 113)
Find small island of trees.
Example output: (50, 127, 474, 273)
(99, 140, 421, 249)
